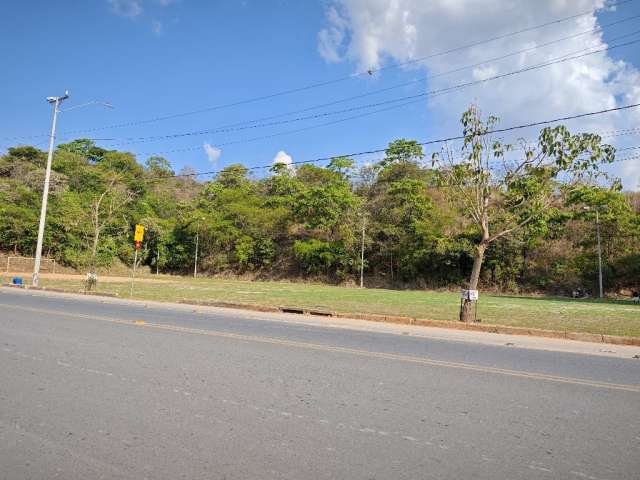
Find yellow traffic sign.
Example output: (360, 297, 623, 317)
(134, 224, 145, 242)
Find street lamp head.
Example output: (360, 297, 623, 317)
(46, 91, 70, 104)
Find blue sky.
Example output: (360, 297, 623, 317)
(2, 0, 640, 186)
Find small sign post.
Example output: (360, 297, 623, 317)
(460, 289, 480, 322)
(134, 225, 145, 243)
(130, 225, 144, 295)
(461, 289, 479, 301)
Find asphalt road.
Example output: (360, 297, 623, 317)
(1, 289, 639, 479)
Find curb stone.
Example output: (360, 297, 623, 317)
(2, 284, 118, 298)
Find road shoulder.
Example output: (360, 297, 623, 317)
(2, 286, 639, 359)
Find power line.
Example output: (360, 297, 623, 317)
(366, 0, 638, 75)
(138, 103, 640, 181)
(131, 97, 640, 161)
(101, 21, 640, 147)
(138, 97, 432, 157)
(114, 37, 640, 155)
(4, 0, 635, 141)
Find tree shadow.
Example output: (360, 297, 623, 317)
(489, 294, 636, 306)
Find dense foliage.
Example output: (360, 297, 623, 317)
(1, 116, 638, 296)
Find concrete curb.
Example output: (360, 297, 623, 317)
(2, 284, 119, 298)
(178, 299, 640, 346)
(4, 284, 639, 347)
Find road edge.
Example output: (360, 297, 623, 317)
(5, 283, 639, 347)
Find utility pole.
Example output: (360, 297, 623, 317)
(360, 216, 366, 288)
(33, 92, 69, 287)
(32, 94, 111, 287)
(194, 219, 201, 279)
(584, 206, 604, 299)
(595, 209, 603, 299)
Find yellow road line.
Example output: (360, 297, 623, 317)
(2, 302, 639, 393)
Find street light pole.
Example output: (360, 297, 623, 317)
(595, 209, 603, 299)
(33, 92, 69, 287)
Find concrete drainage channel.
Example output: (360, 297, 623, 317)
(281, 307, 334, 317)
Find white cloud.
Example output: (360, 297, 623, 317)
(272, 150, 296, 173)
(203, 143, 221, 164)
(319, 0, 640, 188)
(108, 0, 142, 17)
(318, 6, 348, 62)
(151, 19, 163, 34)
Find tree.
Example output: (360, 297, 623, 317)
(327, 156, 354, 176)
(433, 105, 614, 322)
(145, 156, 174, 177)
(4, 146, 47, 168)
(57, 138, 107, 163)
(2, 121, 637, 297)
(380, 139, 424, 167)
(566, 184, 637, 293)
(88, 174, 134, 277)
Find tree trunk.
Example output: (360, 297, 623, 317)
(520, 246, 527, 284)
(90, 229, 100, 274)
(460, 242, 486, 322)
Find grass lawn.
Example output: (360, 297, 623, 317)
(3, 274, 640, 337)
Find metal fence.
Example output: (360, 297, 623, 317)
(3, 256, 56, 273)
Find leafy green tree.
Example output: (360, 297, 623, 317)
(327, 156, 354, 176)
(0, 108, 636, 297)
(145, 156, 175, 177)
(433, 105, 614, 321)
(380, 139, 424, 167)
(57, 138, 107, 163)
(87, 174, 134, 274)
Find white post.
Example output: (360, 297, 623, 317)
(32, 98, 62, 287)
(156, 249, 160, 275)
(130, 249, 138, 296)
(596, 209, 603, 299)
(360, 217, 366, 288)
(194, 224, 199, 279)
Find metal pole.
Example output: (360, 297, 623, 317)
(32, 98, 61, 287)
(194, 222, 199, 279)
(596, 209, 603, 298)
(130, 249, 138, 296)
(360, 217, 366, 288)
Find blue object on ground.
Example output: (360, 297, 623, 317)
(12, 277, 23, 285)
